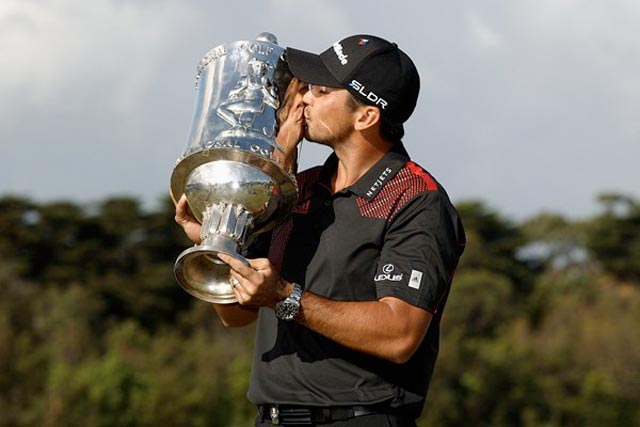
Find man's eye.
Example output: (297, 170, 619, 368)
(308, 84, 330, 96)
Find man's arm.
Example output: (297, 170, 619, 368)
(272, 77, 307, 173)
(217, 190, 461, 362)
(219, 254, 432, 364)
(297, 290, 432, 364)
(213, 303, 259, 327)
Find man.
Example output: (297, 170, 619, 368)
(175, 34, 465, 427)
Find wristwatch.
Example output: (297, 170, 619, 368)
(275, 282, 303, 321)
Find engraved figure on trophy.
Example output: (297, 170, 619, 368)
(216, 58, 278, 135)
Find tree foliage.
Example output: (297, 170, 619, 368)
(586, 193, 640, 281)
(0, 195, 639, 426)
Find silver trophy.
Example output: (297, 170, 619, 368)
(171, 33, 298, 304)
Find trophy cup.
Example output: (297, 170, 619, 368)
(171, 33, 298, 303)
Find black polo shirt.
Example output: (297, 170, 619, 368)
(247, 143, 465, 418)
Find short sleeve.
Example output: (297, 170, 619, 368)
(374, 191, 464, 313)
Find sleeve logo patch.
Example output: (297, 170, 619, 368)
(375, 264, 403, 282)
(408, 270, 423, 289)
(382, 264, 395, 273)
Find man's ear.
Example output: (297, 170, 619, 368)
(354, 106, 381, 131)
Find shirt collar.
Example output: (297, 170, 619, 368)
(317, 143, 410, 201)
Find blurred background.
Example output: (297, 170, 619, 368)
(1, 1, 639, 426)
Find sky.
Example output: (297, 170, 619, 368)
(1, 0, 639, 221)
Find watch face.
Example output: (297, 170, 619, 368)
(276, 301, 299, 321)
(275, 283, 302, 321)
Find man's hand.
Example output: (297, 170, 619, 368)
(274, 77, 307, 173)
(174, 194, 202, 244)
(218, 253, 291, 308)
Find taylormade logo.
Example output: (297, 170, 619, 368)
(333, 42, 348, 65)
(349, 80, 388, 109)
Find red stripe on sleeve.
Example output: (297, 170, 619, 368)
(406, 161, 438, 191)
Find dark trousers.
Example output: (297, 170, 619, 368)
(255, 413, 417, 427)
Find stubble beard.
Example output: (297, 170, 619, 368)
(304, 120, 351, 149)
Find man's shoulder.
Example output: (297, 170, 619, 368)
(378, 159, 446, 205)
(358, 160, 451, 221)
(393, 160, 441, 192)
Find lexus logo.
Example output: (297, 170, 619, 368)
(382, 264, 395, 274)
(375, 264, 403, 282)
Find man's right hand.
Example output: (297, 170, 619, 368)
(174, 194, 202, 244)
(274, 77, 307, 173)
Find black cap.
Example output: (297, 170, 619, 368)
(286, 35, 420, 124)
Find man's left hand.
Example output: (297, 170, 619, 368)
(218, 253, 292, 308)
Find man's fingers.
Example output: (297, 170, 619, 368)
(230, 275, 240, 288)
(175, 195, 197, 223)
(232, 282, 247, 304)
(247, 258, 272, 271)
(230, 272, 262, 307)
(230, 274, 248, 302)
(294, 103, 304, 121)
(219, 253, 254, 277)
(175, 195, 189, 217)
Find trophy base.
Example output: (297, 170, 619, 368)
(174, 235, 249, 304)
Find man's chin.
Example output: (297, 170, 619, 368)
(304, 130, 317, 143)
(304, 134, 331, 148)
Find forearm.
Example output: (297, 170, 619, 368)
(273, 77, 306, 174)
(213, 303, 258, 327)
(271, 145, 298, 175)
(296, 291, 431, 364)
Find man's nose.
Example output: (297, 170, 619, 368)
(301, 86, 313, 105)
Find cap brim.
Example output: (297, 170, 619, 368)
(286, 47, 342, 87)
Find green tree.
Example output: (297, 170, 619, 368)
(457, 201, 533, 290)
(3, 194, 640, 427)
(586, 193, 640, 281)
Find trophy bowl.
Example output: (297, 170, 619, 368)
(171, 33, 298, 303)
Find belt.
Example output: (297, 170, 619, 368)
(258, 403, 390, 425)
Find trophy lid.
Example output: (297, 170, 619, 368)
(256, 32, 278, 44)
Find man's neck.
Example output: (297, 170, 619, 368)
(331, 135, 394, 193)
